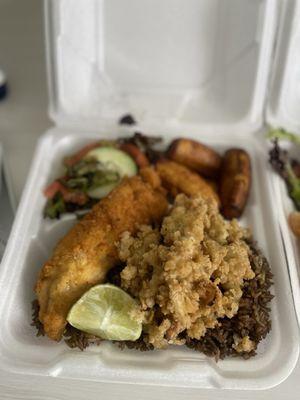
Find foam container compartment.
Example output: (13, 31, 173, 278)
(1, 0, 300, 391)
(267, 0, 300, 327)
(270, 143, 300, 329)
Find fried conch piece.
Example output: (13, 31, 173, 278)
(156, 160, 220, 206)
(36, 168, 168, 341)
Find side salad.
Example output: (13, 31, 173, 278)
(44, 133, 162, 219)
(268, 127, 300, 236)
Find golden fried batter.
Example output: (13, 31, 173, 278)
(36, 168, 168, 341)
(119, 194, 254, 348)
(156, 160, 220, 206)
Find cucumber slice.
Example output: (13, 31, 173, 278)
(87, 182, 119, 199)
(85, 147, 137, 199)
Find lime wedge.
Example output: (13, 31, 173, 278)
(67, 284, 142, 341)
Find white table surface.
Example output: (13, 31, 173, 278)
(0, 0, 299, 399)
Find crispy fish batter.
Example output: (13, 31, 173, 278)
(36, 168, 168, 341)
(156, 160, 220, 206)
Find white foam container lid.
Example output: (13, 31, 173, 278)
(1, 0, 300, 391)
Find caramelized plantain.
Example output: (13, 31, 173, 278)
(167, 138, 222, 178)
(220, 149, 251, 219)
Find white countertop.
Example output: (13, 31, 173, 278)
(0, 0, 299, 399)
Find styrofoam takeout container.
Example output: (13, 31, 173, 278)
(0, 0, 300, 391)
(0, 142, 3, 194)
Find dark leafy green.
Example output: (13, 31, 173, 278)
(44, 194, 66, 219)
(268, 128, 300, 210)
(119, 132, 164, 162)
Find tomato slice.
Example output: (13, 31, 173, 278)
(44, 180, 88, 205)
(44, 180, 63, 199)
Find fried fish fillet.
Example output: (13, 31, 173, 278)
(36, 168, 168, 341)
(156, 160, 220, 206)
